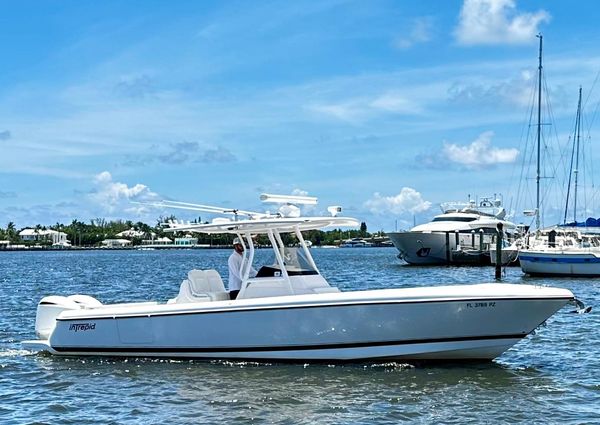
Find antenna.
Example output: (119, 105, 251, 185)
(260, 193, 318, 205)
(133, 200, 268, 220)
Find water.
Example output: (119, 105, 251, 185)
(1, 248, 599, 424)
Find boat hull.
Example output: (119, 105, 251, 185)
(520, 250, 600, 276)
(25, 285, 573, 361)
(489, 246, 520, 266)
(388, 232, 490, 265)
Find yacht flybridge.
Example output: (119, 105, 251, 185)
(23, 194, 583, 362)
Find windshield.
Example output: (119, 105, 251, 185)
(256, 247, 318, 277)
(281, 247, 316, 272)
(432, 217, 477, 222)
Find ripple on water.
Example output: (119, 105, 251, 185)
(1, 249, 600, 424)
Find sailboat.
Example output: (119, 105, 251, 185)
(490, 34, 548, 267)
(518, 57, 600, 275)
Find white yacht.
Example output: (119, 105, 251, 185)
(23, 194, 583, 362)
(340, 238, 373, 248)
(388, 197, 518, 265)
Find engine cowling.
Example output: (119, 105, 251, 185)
(35, 296, 81, 339)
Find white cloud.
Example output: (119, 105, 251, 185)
(455, 0, 550, 45)
(394, 17, 434, 49)
(291, 188, 309, 196)
(447, 69, 535, 108)
(364, 188, 432, 215)
(442, 131, 519, 168)
(369, 93, 420, 114)
(309, 92, 422, 122)
(89, 171, 160, 214)
(309, 102, 362, 122)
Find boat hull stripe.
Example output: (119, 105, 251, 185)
(520, 255, 600, 264)
(51, 334, 525, 354)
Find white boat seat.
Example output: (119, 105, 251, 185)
(170, 269, 229, 304)
(189, 269, 227, 294)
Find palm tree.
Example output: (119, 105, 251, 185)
(6, 222, 17, 242)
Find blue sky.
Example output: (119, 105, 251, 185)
(2, 0, 600, 231)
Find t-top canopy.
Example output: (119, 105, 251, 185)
(164, 216, 359, 234)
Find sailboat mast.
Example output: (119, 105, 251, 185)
(535, 33, 543, 230)
(573, 86, 582, 223)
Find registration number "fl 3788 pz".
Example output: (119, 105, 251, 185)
(466, 302, 496, 308)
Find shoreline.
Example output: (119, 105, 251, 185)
(0, 245, 393, 252)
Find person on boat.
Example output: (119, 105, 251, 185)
(228, 237, 257, 300)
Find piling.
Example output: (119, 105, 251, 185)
(445, 231, 451, 264)
(479, 229, 484, 251)
(495, 223, 503, 279)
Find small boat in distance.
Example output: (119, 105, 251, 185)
(388, 196, 518, 265)
(340, 238, 373, 248)
(23, 194, 585, 362)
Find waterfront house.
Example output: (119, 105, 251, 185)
(174, 236, 198, 246)
(101, 239, 132, 248)
(19, 228, 70, 246)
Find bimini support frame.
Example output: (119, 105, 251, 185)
(267, 229, 294, 295)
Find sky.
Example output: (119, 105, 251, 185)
(2, 0, 600, 231)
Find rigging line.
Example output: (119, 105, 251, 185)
(521, 100, 537, 221)
(512, 74, 537, 218)
(544, 75, 571, 199)
(578, 97, 595, 219)
(585, 67, 600, 134)
(582, 69, 600, 169)
(564, 89, 584, 223)
(543, 77, 566, 189)
(515, 63, 540, 219)
(582, 111, 596, 203)
(587, 96, 600, 133)
(540, 74, 572, 226)
(564, 134, 576, 224)
(586, 134, 597, 212)
(583, 67, 600, 110)
(538, 75, 555, 225)
(573, 88, 583, 223)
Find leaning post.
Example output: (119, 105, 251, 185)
(495, 223, 503, 279)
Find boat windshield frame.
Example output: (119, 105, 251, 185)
(235, 226, 321, 294)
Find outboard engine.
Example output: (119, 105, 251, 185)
(35, 295, 102, 339)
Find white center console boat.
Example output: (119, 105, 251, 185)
(23, 194, 584, 362)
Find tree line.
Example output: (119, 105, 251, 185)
(0, 218, 379, 247)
